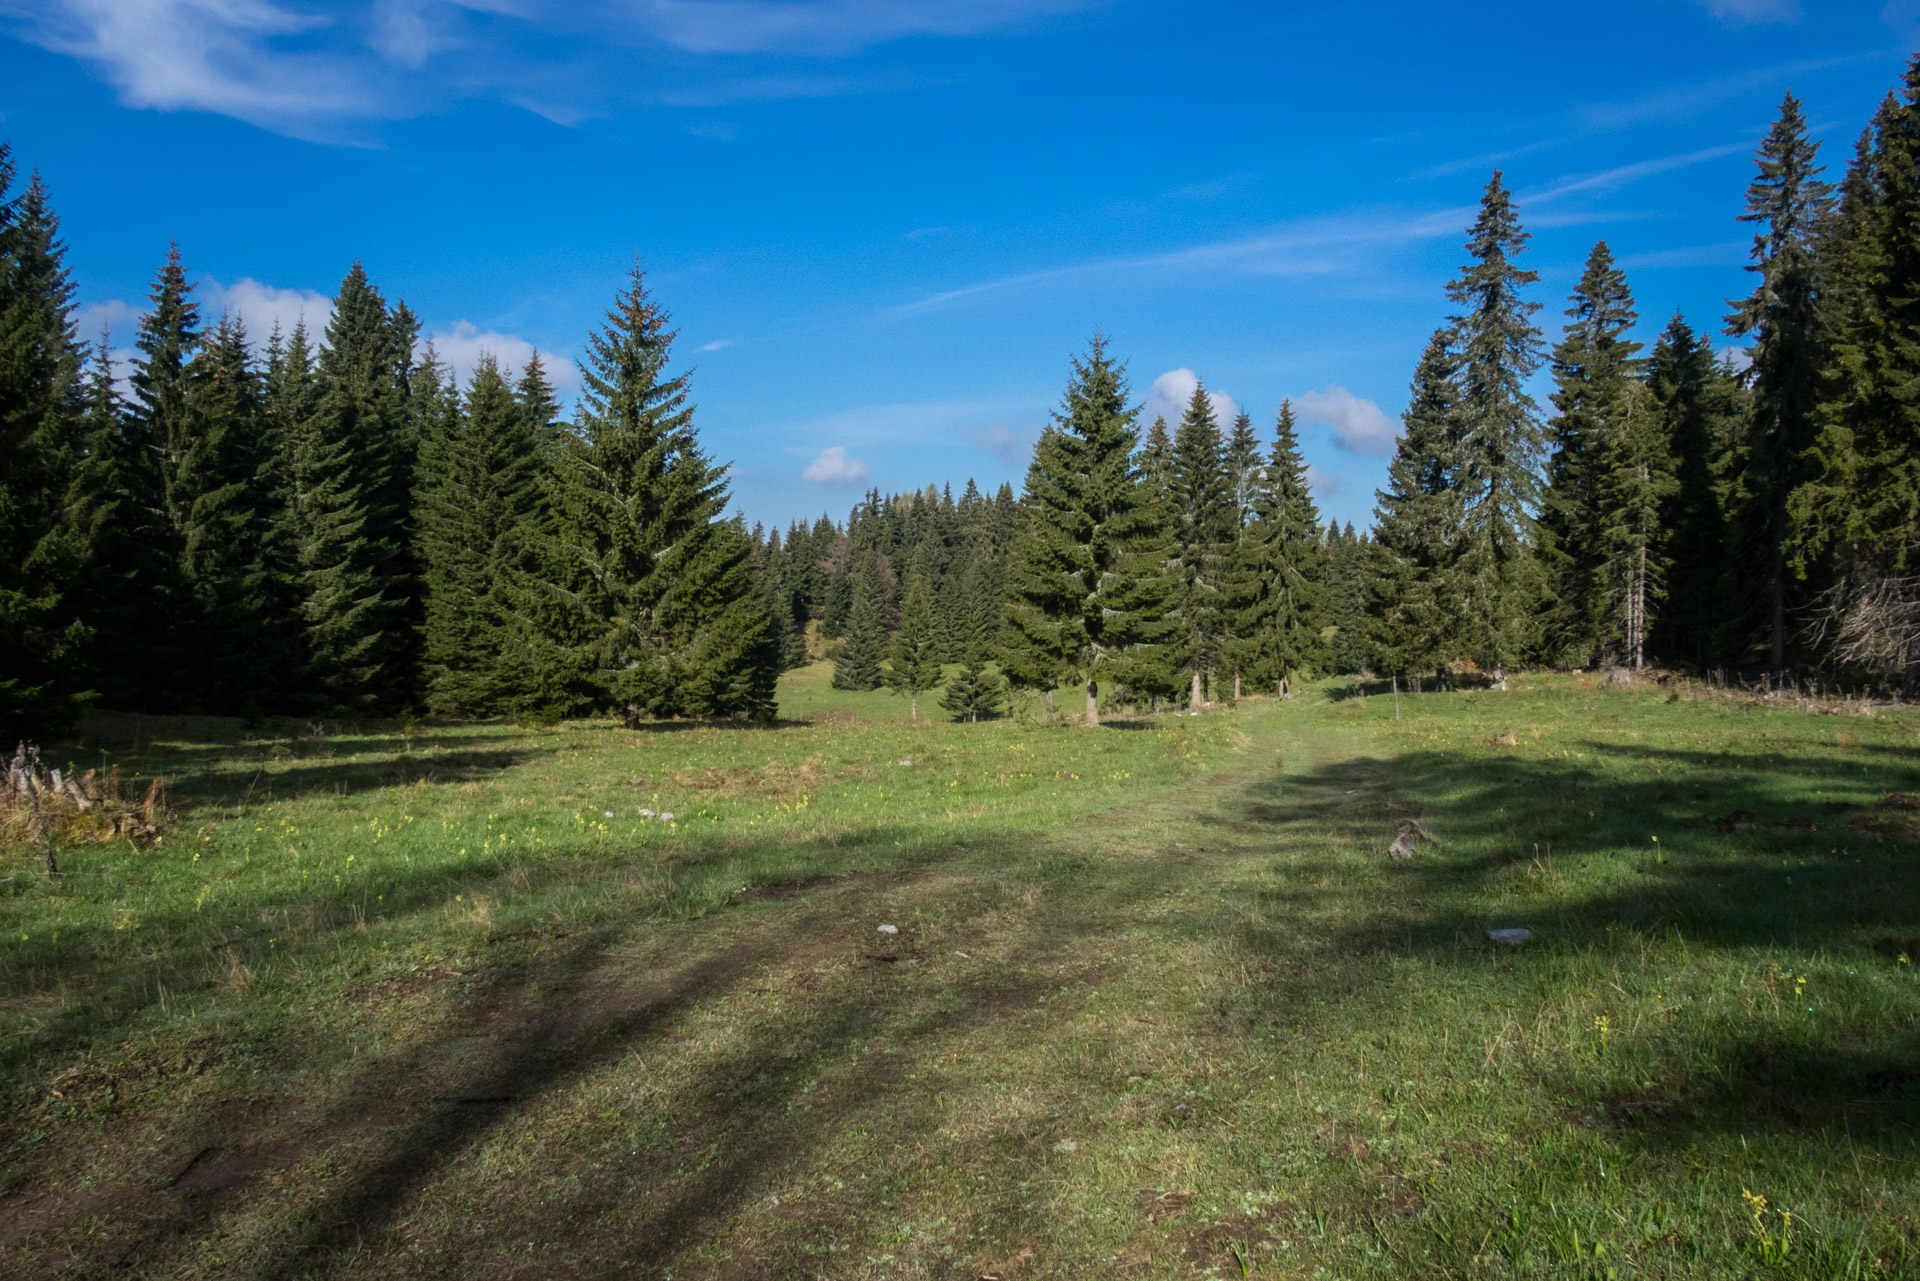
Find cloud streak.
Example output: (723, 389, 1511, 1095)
(2, 0, 1105, 135)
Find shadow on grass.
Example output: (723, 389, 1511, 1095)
(0, 823, 1087, 1280)
(1212, 738, 1920, 1160)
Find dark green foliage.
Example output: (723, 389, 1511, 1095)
(885, 545, 944, 719)
(1229, 399, 1324, 691)
(1725, 95, 1834, 679)
(1368, 332, 1462, 679)
(940, 650, 1005, 721)
(521, 264, 774, 722)
(297, 264, 417, 713)
(1647, 316, 1744, 668)
(1168, 380, 1233, 703)
(1542, 241, 1644, 665)
(1792, 66, 1920, 687)
(0, 156, 87, 740)
(1446, 171, 1549, 668)
(181, 316, 294, 711)
(1321, 523, 1372, 675)
(418, 354, 543, 716)
(1224, 410, 1260, 527)
(1003, 335, 1177, 725)
(833, 551, 889, 691)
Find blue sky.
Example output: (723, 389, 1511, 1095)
(0, 1, 1909, 531)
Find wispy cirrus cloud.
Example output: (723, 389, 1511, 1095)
(0, 0, 1106, 136)
(888, 205, 1474, 317)
(1699, 0, 1801, 26)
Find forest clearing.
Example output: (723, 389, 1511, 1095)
(2, 670, 1916, 1279)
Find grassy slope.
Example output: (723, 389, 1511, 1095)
(0, 674, 1916, 1279)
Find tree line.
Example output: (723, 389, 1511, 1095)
(0, 168, 781, 740)
(6, 59, 1920, 739)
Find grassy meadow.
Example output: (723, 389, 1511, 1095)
(1, 664, 1916, 1278)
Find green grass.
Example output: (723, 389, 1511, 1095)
(1, 673, 1916, 1279)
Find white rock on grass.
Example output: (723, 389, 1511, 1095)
(877, 923, 900, 935)
(1488, 928, 1533, 946)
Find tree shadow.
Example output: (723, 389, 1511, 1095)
(1208, 739, 1920, 1161)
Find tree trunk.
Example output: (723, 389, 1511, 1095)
(910, 690, 918, 722)
(1233, 673, 1241, 701)
(1084, 679, 1099, 728)
(1393, 673, 1401, 720)
(1046, 688, 1053, 712)
(1190, 667, 1203, 709)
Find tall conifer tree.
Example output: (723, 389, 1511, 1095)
(523, 265, 775, 722)
(419, 355, 543, 715)
(0, 157, 87, 737)
(1167, 381, 1233, 704)
(1447, 171, 1549, 668)
(1369, 332, 1463, 680)
(1229, 399, 1324, 694)
(1542, 241, 1644, 665)
(1003, 335, 1175, 726)
(1726, 94, 1834, 679)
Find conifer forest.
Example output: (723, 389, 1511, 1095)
(7, 65, 1920, 740)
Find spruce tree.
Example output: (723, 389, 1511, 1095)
(1445, 172, 1549, 669)
(181, 315, 288, 710)
(1225, 409, 1260, 526)
(1369, 332, 1464, 680)
(833, 550, 889, 691)
(940, 649, 1005, 722)
(885, 546, 944, 720)
(418, 354, 543, 715)
(1139, 415, 1173, 495)
(1590, 381, 1677, 669)
(524, 264, 776, 722)
(1726, 94, 1834, 679)
(297, 264, 415, 713)
(1542, 241, 1644, 666)
(1002, 335, 1177, 726)
(0, 157, 87, 739)
(1168, 380, 1233, 704)
(1793, 66, 1920, 685)
(1647, 315, 1743, 668)
(1229, 399, 1324, 694)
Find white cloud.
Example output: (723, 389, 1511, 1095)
(425, 319, 573, 393)
(642, 0, 1100, 55)
(962, 422, 1032, 465)
(8, 0, 374, 137)
(3, 0, 1104, 136)
(1699, 0, 1801, 25)
(1304, 464, 1342, 500)
(765, 394, 1045, 445)
(72, 297, 144, 341)
(699, 337, 736, 351)
(1295, 386, 1400, 457)
(1719, 344, 1755, 372)
(890, 206, 1472, 317)
(1143, 368, 1238, 432)
(202, 276, 334, 339)
(800, 445, 870, 485)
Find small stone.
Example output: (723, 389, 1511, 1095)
(660, 812, 675, 823)
(1052, 1139, 1076, 1153)
(897, 759, 912, 766)
(1488, 928, 1533, 946)
(877, 923, 900, 935)
(603, 810, 614, 818)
